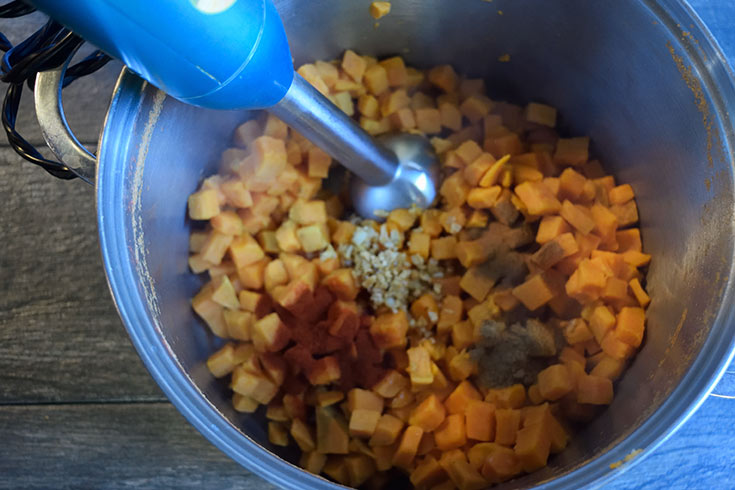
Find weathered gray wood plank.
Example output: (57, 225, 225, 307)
(0, 402, 275, 490)
(0, 12, 123, 146)
(0, 147, 164, 403)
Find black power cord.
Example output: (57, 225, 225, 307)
(0, 0, 112, 180)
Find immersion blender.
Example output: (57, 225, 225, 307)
(26, 0, 439, 218)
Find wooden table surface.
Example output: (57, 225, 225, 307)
(1, 4, 734, 489)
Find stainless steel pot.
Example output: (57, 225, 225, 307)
(33, 0, 735, 488)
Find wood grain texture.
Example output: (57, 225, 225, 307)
(0, 148, 164, 404)
(0, 403, 274, 490)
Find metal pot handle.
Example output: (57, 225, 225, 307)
(33, 56, 98, 184)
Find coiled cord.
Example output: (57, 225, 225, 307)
(0, 0, 111, 180)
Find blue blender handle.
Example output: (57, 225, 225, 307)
(27, 0, 294, 110)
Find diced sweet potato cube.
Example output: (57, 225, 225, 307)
(228, 234, 264, 270)
(440, 102, 463, 131)
(448, 351, 477, 382)
(300, 451, 327, 475)
(610, 200, 639, 227)
(316, 406, 349, 454)
(209, 275, 240, 310)
(236, 257, 268, 290)
(629, 278, 651, 308)
(232, 393, 259, 413)
(465, 400, 496, 442)
(390, 107, 416, 130)
(297, 223, 330, 253)
(446, 457, 487, 490)
(590, 355, 625, 381)
(480, 446, 523, 483)
(344, 453, 376, 487)
(486, 384, 526, 409)
(525, 102, 557, 127)
(589, 304, 616, 344)
(460, 95, 493, 123)
(609, 184, 635, 205)
(537, 364, 574, 401)
(512, 274, 555, 311)
(252, 312, 290, 353)
(323, 268, 359, 300)
(444, 380, 482, 415)
(622, 250, 651, 267)
(410, 456, 447, 489)
(369, 0, 391, 18)
(485, 132, 523, 158)
(268, 422, 289, 446)
(617, 228, 642, 253)
(291, 417, 315, 451)
(232, 119, 261, 148)
(434, 414, 467, 451)
(306, 355, 341, 385)
(531, 232, 579, 269)
(515, 181, 561, 215)
(560, 200, 595, 234)
(373, 370, 409, 398)
(264, 259, 289, 292)
(223, 310, 254, 340)
(430, 236, 458, 260)
(428, 65, 459, 93)
(536, 215, 571, 244)
(558, 167, 587, 201)
(241, 136, 288, 187)
(199, 231, 233, 266)
(188, 188, 220, 220)
(207, 343, 244, 378)
(615, 306, 646, 347)
(393, 425, 424, 468)
(451, 321, 473, 350)
(192, 284, 227, 337)
(349, 409, 382, 438)
(467, 186, 502, 209)
(494, 408, 521, 446)
(357, 94, 379, 120)
(348, 388, 383, 413)
(410, 393, 447, 432)
(563, 318, 593, 345)
(370, 414, 405, 446)
(364, 64, 389, 95)
(380, 89, 411, 117)
(415, 108, 442, 134)
(554, 137, 589, 166)
(342, 49, 367, 82)
(407, 231, 431, 260)
(275, 219, 301, 253)
(407, 345, 434, 388)
(514, 422, 551, 472)
(459, 265, 494, 302)
(565, 258, 610, 303)
(370, 310, 409, 349)
(297, 64, 329, 95)
(436, 295, 463, 335)
(600, 330, 635, 360)
(231, 366, 279, 404)
(305, 147, 331, 179)
(411, 293, 439, 325)
(260, 352, 287, 385)
(577, 374, 614, 405)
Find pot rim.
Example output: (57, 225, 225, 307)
(94, 1, 735, 488)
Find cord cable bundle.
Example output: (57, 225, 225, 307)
(0, 0, 111, 180)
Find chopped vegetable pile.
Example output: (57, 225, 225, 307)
(187, 51, 651, 489)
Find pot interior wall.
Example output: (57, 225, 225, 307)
(108, 0, 735, 487)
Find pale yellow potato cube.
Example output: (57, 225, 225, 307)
(188, 188, 220, 220)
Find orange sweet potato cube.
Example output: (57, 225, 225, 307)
(251, 312, 291, 353)
(188, 188, 221, 220)
(381, 89, 411, 117)
(486, 384, 526, 410)
(460, 266, 497, 302)
(484, 132, 523, 158)
(434, 414, 467, 451)
(444, 380, 482, 414)
(297, 63, 329, 95)
(460, 95, 493, 123)
(515, 181, 561, 215)
(512, 273, 556, 311)
(373, 370, 409, 398)
(525, 102, 557, 127)
(349, 409, 382, 438)
(370, 414, 405, 446)
(364, 64, 390, 95)
(629, 278, 651, 308)
(236, 257, 268, 290)
(411, 293, 439, 324)
(428, 65, 459, 93)
(408, 231, 431, 260)
(348, 388, 384, 413)
(440, 102, 463, 131)
(322, 268, 359, 300)
(275, 219, 301, 253)
(264, 259, 289, 292)
(289, 199, 327, 225)
(407, 345, 434, 387)
(306, 355, 341, 385)
(410, 456, 447, 489)
(393, 425, 424, 468)
(431, 236, 458, 260)
(415, 108, 442, 134)
(560, 200, 595, 234)
(589, 304, 616, 344)
(514, 421, 552, 472)
(231, 366, 279, 404)
(241, 136, 288, 187)
(536, 215, 571, 244)
(191, 284, 227, 337)
(409, 393, 447, 432)
(342, 49, 367, 82)
(480, 446, 523, 483)
(437, 295, 464, 335)
(537, 364, 574, 401)
(615, 306, 646, 347)
(494, 408, 522, 446)
(370, 311, 409, 349)
(446, 457, 487, 490)
(465, 400, 496, 442)
(577, 374, 614, 405)
(530, 232, 579, 269)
